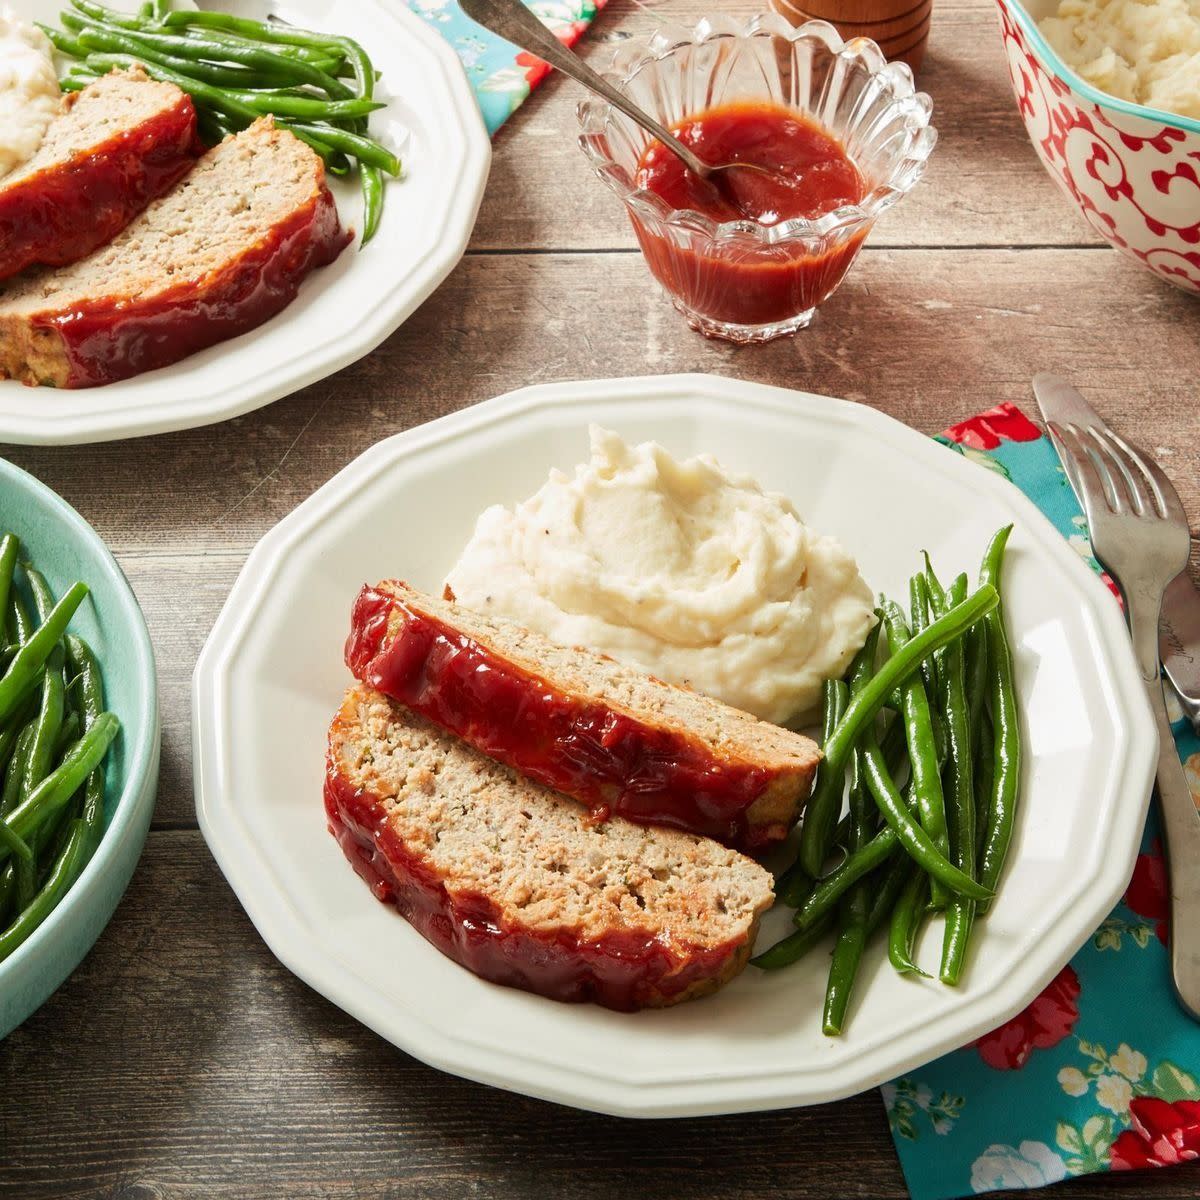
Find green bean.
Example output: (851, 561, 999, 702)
(859, 727, 991, 900)
(881, 601, 951, 905)
(1, 723, 33, 819)
(777, 681, 844, 902)
(750, 912, 835, 969)
(974, 707, 995, 858)
(909, 572, 939, 699)
(865, 849, 914, 933)
(889, 869, 929, 975)
(360, 164, 384, 245)
(977, 526, 1020, 912)
(23, 565, 54, 626)
(0, 583, 87, 726)
(0, 816, 30, 865)
(798, 586, 997, 889)
(162, 9, 344, 49)
(794, 677, 850, 885)
(939, 574, 978, 985)
(71, 24, 268, 88)
(8, 592, 29, 645)
(965, 618, 989, 757)
(794, 825, 897, 929)
(0, 536, 17, 639)
(65, 635, 106, 853)
(175, 24, 346, 66)
(58, 75, 92, 92)
(69, 0, 146, 31)
(0, 819, 90, 965)
(1, 714, 119, 858)
(279, 122, 400, 175)
(53, 711, 81, 760)
(227, 92, 385, 120)
(823, 917, 868, 1035)
(21, 659, 64, 803)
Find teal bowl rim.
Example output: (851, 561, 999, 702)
(1001, 0, 1200, 137)
(0, 457, 158, 980)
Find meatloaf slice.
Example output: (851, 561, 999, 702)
(0, 68, 198, 282)
(0, 117, 350, 388)
(326, 684, 774, 1011)
(345, 580, 821, 850)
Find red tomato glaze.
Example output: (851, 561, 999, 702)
(633, 101, 867, 328)
(39, 182, 351, 388)
(345, 585, 794, 849)
(324, 761, 747, 1011)
(0, 94, 200, 282)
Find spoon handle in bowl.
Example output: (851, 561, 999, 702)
(458, 0, 701, 174)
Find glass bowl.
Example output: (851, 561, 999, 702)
(577, 14, 937, 343)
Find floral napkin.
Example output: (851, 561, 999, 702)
(406, 0, 607, 134)
(886, 404, 1200, 1198)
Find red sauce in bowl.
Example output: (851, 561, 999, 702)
(632, 100, 869, 331)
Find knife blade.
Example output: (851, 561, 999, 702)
(1033, 373, 1200, 731)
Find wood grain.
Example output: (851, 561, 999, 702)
(0, 0, 1197, 1192)
(1, 832, 1198, 1200)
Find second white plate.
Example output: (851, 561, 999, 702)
(194, 373, 1156, 1117)
(2, 0, 490, 444)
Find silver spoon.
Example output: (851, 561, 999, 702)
(458, 0, 781, 198)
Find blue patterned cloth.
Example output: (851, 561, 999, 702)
(887, 408, 1200, 1198)
(406, 0, 606, 135)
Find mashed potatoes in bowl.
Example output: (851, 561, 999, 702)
(1039, 0, 1200, 118)
(445, 427, 876, 727)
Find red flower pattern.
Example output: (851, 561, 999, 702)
(1125, 839, 1169, 945)
(943, 403, 1043, 451)
(515, 12, 602, 88)
(975, 965, 1081, 1069)
(1110, 1098, 1200, 1170)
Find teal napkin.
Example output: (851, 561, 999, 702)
(406, 0, 608, 134)
(888, 405, 1200, 1198)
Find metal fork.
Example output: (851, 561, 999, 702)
(1047, 418, 1200, 1019)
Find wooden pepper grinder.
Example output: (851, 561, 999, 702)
(768, 0, 931, 73)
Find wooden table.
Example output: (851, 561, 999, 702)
(1, 0, 1198, 1194)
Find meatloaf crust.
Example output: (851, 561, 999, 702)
(345, 580, 821, 849)
(0, 68, 199, 282)
(326, 685, 774, 1011)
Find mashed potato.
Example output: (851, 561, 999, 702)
(445, 427, 876, 726)
(1039, 0, 1200, 118)
(0, 12, 58, 179)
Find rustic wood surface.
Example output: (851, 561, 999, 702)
(1, 0, 1198, 1194)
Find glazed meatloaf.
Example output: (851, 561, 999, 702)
(0, 68, 198, 282)
(345, 580, 822, 849)
(326, 684, 775, 1011)
(0, 117, 350, 388)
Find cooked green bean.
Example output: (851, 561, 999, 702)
(794, 676, 851, 885)
(0, 583, 87, 725)
(72, 23, 266, 88)
(889, 869, 928, 975)
(881, 600, 951, 905)
(162, 9, 343, 49)
(0, 536, 17, 641)
(823, 918, 867, 1035)
(939, 573, 977, 985)
(20, 658, 65, 804)
(2, 714, 119, 858)
(750, 912, 835, 969)
(977, 526, 1020, 912)
(279, 122, 400, 175)
(1, 724, 33, 819)
(0, 819, 90, 965)
(865, 850, 913, 933)
(797, 586, 997, 889)
(360, 164, 384, 245)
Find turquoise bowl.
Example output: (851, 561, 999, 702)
(0, 458, 158, 1039)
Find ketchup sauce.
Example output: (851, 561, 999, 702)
(345, 585, 791, 850)
(0, 95, 200, 283)
(40, 183, 350, 388)
(632, 100, 867, 329)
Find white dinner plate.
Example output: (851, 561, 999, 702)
(1, 0, 490, 444)
(193, 374, 1156, 1117)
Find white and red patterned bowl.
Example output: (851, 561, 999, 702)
(996, 0, 1200, 294)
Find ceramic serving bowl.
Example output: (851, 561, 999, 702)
(996, 0, 1200, 294)
(0, 459, 159, 1039)
(577, 14, 936, 343)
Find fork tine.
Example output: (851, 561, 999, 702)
(1049, 421, 1117, 520)
(1089, 428, 1147, 516)
(1106, 427, 1189, 527)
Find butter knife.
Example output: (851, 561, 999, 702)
(1033, 374, 1200, 731)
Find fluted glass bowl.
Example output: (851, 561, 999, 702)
(577, 15, 937, 342)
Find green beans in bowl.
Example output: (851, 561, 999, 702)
(0, 458, 157, 1039)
